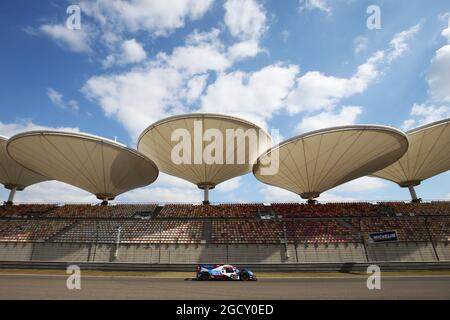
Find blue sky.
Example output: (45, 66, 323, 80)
(0, 0, 449, 204)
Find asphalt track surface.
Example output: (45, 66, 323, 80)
(0, 274, 449, 299)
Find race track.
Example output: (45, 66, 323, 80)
(0, 274, 449, 299)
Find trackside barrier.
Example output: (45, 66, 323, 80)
(0, 261, 449, 272)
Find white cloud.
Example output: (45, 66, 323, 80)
(80, 0, 214, 37)
(84, 38, 298, 139)
(21, 26, 40, 37)
(439, 12, 450, 23)
(46, 88, 64, 107)
(40, 24, 92, 53)
(298, 0, 331, 15)
(101, 55, 117, 68)
(296, 106, 362, 133)
(442, 18, 450, 42)
(183, 74, 209, 104)
(46, 88, 79, 112)
(401, 103, 450, 130)
(427, 44, 450, 102)
(121, 39, 147, 63)
(259, 185, 356, 203)
(83, 65, 184, 140)
(3, 169, 203, 204)
(101, 39, 147, 67)
(216, 177, 241, 192)
(354, 36, 368, 54)
(200, 64, 299, 128)
(0, 120, 79, 138)
(83, 28, 233, 140)
(39, 1, 214, 62)
(260, 185, 302, 202)
(13, 181, 96, 203)
(281, 30, 290, 42)
(164, 30, 231, 74)
(287, 24, 419, 115)
(224, 0, 267, 41)
(119, 186, 201, 203)
(387, 23, 421, 63)
(333, 177, 386, 193)
(286, 51, 384, 113)
(401, 21, 450, 131)
(118, 172, 201, 203)
(228, 40, 263, 61)
(319, 192, 356, 202)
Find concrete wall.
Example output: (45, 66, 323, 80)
(0, 242, 33, 261)
(366, 242, 438, 262)
(160, 244, 227, 264)
(296, 243, 367, 263)
(0, 241, 447, 263)
(435, 242, 450, 261)
(227, 244, 295, 264)
(114, 244, 160, 264)
(31, 243, 90, 262)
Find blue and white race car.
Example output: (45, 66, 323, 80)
(196, 264, 257, 281)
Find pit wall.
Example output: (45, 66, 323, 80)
(0, 241, 448, 263)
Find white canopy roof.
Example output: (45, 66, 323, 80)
(253, 125, 408, 199)
(0, 135, 48, 190)
(137, 113, 272, 189)
(7, 131, 159, 200)
(372, 118, 450, 187)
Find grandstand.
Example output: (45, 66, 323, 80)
(0, 115, 449, 268)
(0, 201, 448, 264)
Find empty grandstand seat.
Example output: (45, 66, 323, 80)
(159, 203, 263, 218)
(42, 204, 157, 219)
(0, 204, 57, 218)
(0, 219, 72, 242)
(360, 217, 430, 241)
(211, 219, 360, 244)
(270, 202, 380, 218)
(51, 220, 203, 244)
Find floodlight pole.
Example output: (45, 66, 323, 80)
(6, 187, 16, 205)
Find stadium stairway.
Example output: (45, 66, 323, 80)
(337, 219, 362, 239)
(201, 220, 212, 243)
(46, 221, 80, 242)
(151, 206, 163, 219)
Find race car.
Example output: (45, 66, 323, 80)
(196, 264, 257, 281)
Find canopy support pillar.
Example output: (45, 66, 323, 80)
(6, 187, 16, 205)
(203, 187, 210, 205)
(407, 185, 421, 203)
(300, 192, 320, 205)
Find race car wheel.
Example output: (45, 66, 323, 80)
(200, 272, 211, 281)
(240, 272, 250, 281)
